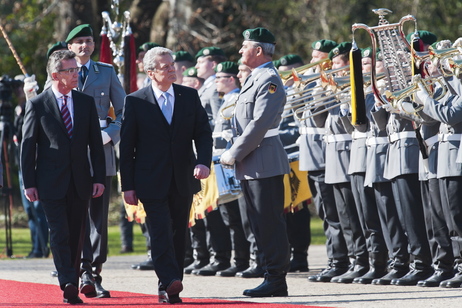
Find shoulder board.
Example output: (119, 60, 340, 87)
(266, 68, 276, 76)
(95, 61, 114, 68)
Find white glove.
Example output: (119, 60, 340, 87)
(452, 37, 462, 48)
(414, 81, 430, 106)
(221, 129, 234, 142)
(340, 102, 349, 115)
(101, 131, 111, 145)
(220, 150, 235, 166)
(23, 74, 39, 100)
(401, 101, 417, 113)
(295, 135, 301, 145)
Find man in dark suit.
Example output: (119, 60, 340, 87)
(220, 27, 291, 297)
(21, 50, 106, 304)
(120, 46, 212, 304)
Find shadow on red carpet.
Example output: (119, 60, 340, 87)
(0, 279, 330, 307)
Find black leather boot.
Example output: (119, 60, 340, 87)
(353, 253, 388, 284)
(243, 273, 288, 297)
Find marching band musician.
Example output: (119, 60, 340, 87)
(181, 67, 204, 90)
(220, 27, 291, 297)
(278, 54, 311, 273)
(319, 42, 369, 284)
(299, 40, 351, 284)
(338, 47, 389, 284)
(66, 24, 126, 298)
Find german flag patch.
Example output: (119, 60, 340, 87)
(268, 83, 277, 94)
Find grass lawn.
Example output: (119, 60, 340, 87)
(0, 216, 326, 259)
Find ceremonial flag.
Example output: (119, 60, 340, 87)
(99, 32, 112, 64)
(123, 32, 138, 93)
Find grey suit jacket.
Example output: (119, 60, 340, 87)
(198, 76, 221, 129)
(79, 60, 126, 176)
(227, 62, 290, 180)
(21, 88, 106, 200)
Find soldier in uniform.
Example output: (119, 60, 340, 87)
(182, 67, 204, 90)
(173, 51, 195, 85)
(66, 24, 126, 298)
(220, 27, 291, 297)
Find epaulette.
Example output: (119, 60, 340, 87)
(95, 61, 114, 68)
(267, 68, 276, 76)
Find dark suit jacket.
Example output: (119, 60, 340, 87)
(119, 84, 212, 199)
(21, 87, 106, 200)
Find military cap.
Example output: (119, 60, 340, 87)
(215, 61, 239, 75)
(272, 59, 281, 69)
(279, 54, 303, 66)
(182, 67, 199, 77)
(328, 42, 352, 60)
(65, 24, 93, 43)
(242, 27, 276, 44)
(406, 30, 437, 45)
(361, 47, 373, 58)
(173, 51, 194, 62)
(47, 41, 67, 59)
(195, 47, 225, 59)
(312, 39, 337, 53)
(138, 42, 161, 52)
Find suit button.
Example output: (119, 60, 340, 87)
(101, 92, 105, 96)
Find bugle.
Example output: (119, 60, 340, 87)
(279, 58, 331, 85)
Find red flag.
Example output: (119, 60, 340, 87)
(123, 33, 138, 93)
(99, 33, 112, 64)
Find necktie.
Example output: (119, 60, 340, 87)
(80, 65, 88, 85)
(161, 92, 173, 124)
(61, 95, 73, 138)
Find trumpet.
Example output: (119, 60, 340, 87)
(448, 58, 462, 77)
(293, 89, 351, 121)
(279, 58, 331, 85)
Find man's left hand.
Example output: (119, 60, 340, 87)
(194, 164, 210, 179)
(92, 183, 105, 198)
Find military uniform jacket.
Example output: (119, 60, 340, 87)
(298, 81, 328, 172)
(79, 60, 126, 176)
(228, 62, 290, 180)
(213, 89, 239, 150)
(198, 76, 221, 129)
(422, 78, 462, 178)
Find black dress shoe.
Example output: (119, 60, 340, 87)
(94, 279, 111, 298)
(184, 260, 208, 274)
(440, 273, 462, 288)
(417, 270, 453, 287)
(236, 265, 265, 278)
(192, 261, 231, 276)
(331, 265, 369, 284)
(63, 296, 83, 305)
(166, 279, 183, 297)
(371, 268, 408, 285)
(289, 260, 309, 272)
(243, 274, 288, 297)
(309, 266, 349, 283)
(131, 258, 155, 270)
(79, 273, 96, 298)
(391, 268, 434, 286)
(216, 265, 249, 277)
(353, 267, 388, 284)
(63, 283, 83, 304)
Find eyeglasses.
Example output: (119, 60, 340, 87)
(58, 67, 80, 74)
(215, 75, 233, 80)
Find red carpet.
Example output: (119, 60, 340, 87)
(0, 279, 330, 307)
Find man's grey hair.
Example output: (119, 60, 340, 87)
(143, 47, 174, 72)
(251, 41, 275, 57)
(47, 50, 76, 77)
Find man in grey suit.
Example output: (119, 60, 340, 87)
(21, 50, 106, 304)
(120, 47, 212, 304)
(220, 27, 291, 297)
(66, 24, 126, 298)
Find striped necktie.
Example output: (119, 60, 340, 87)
(61, 95, 73, 138)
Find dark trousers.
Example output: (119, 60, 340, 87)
(351, 173, 387, 265)
(238, 196, 262, 266)
(203, 209, 232, 264)
(373, 181, 409, 268)
(219, 199, 250, 267)
(421, 179, 453, 271)
(391, 174, 432, 269)
(241, 175, 290, 275)
(141, 184, 192, 285)
(42, 178, 88, 289)
(333, 181, 368, 265)
(286, 202, 311, 264)
(439, 177, 462, 269)
(81, 176, 112, 275)
(119, 201, 133, 250)
(308, 171, 348, 263)
(189, 219, 209, 262)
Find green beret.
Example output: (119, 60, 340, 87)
(406, 30, 437, 45)
(279, 54, 303, 66)
(47, 41, 67, 59)
(182, 67, 199, 77)
(215, 61, 239, 75)
(312, 39, 337, 53)
(65, 24, 93, 43)
(361, 47, 373, 58)
(173, 51, 194, 62)
(376, 50, 383, 61)
(138, 42, 161, 52)
(328, 42, 352, 60)
(242, 27, 276, 44)
(195, 47, 225, 59)
(272, 59, 281, 69)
